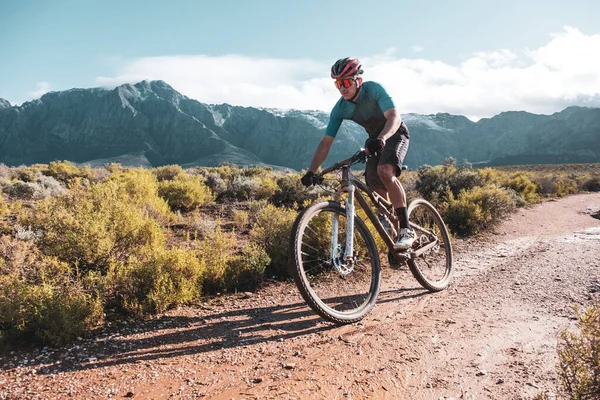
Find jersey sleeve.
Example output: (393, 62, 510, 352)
(367, 81, 395, 113)
(325, 106, 343, 138)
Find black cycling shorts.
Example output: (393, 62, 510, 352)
(364, 131, 409, 190)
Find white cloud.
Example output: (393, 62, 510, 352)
(96, 55, 337, 111)
(96, 27, 600, 120)
(30, 81, 51, 98)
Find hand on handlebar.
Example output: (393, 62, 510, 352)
(301, 171, 324, 187)
(364, 137, 385, 155)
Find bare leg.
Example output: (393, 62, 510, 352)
(376, 164, 406, 209)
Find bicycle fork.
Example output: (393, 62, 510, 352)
(331, 169, 356, 275)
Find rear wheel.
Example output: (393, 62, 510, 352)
(291, 201, 381, 323)
(406, 199, 453, 291)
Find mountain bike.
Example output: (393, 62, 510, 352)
(290, 150, 453, 324)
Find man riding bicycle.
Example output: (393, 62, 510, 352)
(301, 57, 415, 250)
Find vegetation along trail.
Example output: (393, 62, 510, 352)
(1, 192, 600, 400)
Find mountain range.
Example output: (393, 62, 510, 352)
(1, 80, 599, 170)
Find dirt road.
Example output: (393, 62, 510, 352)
(2, 193, 600, 400)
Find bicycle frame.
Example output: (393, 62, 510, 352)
(322, 154, 441, 269)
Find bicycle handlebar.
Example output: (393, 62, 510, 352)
(314, 150, 368, 182)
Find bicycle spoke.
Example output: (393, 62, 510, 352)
(293, 202, 380, 322)
(406, 199, 453, 291)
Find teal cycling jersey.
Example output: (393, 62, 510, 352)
(325, 81, 402, 138)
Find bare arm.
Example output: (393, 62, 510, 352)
(308, 135, 335, 173)
(377, 108, 402, 142)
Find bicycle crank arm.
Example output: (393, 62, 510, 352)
(411, 240, 439, 258)
(391, 239, 440, 261)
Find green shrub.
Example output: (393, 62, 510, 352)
(449, 168, 481, 196)
(3, 175, 66, 200)
(110, 168, 172, 219)
(233, 209, 249, 231)
(188, 213, 218, 238)
(35, 174, 67, 197)
(201, 172, 228, 196)
(25, 180, 166, 272)
(250, 204, 296, 277)
(46, 160, 86, 183)
(416, 163, 480, 202)
(254, 175, 279, 200)
(226, 243, 270, 291)
(154, 165, 185, 182)
(556, 176, 579, 197)
(271, 173, 314, 207)
(197, 225, 236, 293)
(415, 165, 449, 201)
(583, 175, 600, 192)
(478, 167, 509, 187)
(158, 175, 214, 212)
(0, 195, 7, 218)
(506, 172, 540, 203)
(0, 236, 103, 345)
(11, 165, 47, 183)
(444, 184, 517, 236)
(557, 304, 600, 399)
(105, 246, 204, 315)
(5, 181, 41, 200)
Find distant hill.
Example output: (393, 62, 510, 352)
(1, 80, 599, 170)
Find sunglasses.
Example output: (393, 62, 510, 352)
(334, 77, 356, 89)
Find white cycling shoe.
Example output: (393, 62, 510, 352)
(394, 228, 416, 250)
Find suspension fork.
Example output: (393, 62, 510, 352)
(330, 167, 355, 263)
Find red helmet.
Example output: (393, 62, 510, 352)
(331, 57, 364, 79)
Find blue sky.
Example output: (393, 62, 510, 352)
(1, 0, 600, 120)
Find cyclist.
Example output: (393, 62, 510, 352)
(301, 57, 415, 250)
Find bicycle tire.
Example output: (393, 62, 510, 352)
(290, 201, 381, 323)
(406, 198, 453, 291)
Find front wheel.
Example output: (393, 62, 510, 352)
(290, 201, 381, 324)
(406, 198, 453, 291)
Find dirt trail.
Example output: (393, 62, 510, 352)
(2, 193, 600, 400)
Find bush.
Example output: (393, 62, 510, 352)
(0, 236, 103, 345)
(556, 176, 579, 197)
(557, 304, 600, 399)
(46, 161, 86, 183)
(416, 163, 480, 202)
(271, 173, 314, 207)
(415, 165, 448, 202)
(0, 195, 7, 218)
(228, 176, 261, 200)
(35, 174, 67, 197)
(110, 168, 172, 219)
(189, 214, 218, 238)
(105, 246, 204, 315)
(11, 165, 46, 183)
(233, 209, 249, 231)
(202, 172, 228, 196)
(506, 172, 540, 203)
(250, 204, 296, 277)
(226, 243, 270, 291)
(5, 181, 43, 200)
(154, 165, 185, 182)
(0, 164, 9, 179)
(24, 180, 166, 272)
(197, 225, 237, 293)
(444, 184, 517, 236)
(583, 175, 600, 192)
(3, 174, 67, 200)
(158, 175, 214, 212)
